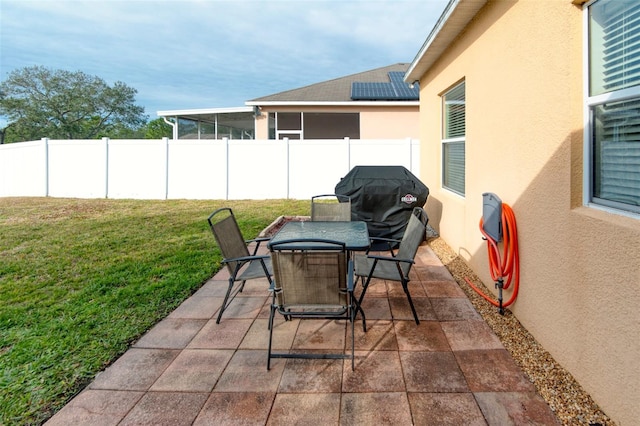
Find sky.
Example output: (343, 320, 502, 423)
(0, 0, 449, 121)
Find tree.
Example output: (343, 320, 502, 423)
(0, 66, 148, 143)
(144, 118, 173, 139)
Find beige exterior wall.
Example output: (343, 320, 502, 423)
(359, 107, 419, 139)
(417, 1, 640, 425)
(254, 105, 419, 140)
(254, 113, 269, 139)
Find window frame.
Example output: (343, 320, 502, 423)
(583, 0, 640, 217)
(271, 112, 361, 140)
(275, 112, 303, 140)
(441, 81, 466, 197)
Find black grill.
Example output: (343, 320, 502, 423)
(335, 166, 428, 244)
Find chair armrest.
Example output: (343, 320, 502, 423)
(247, 236, 271, 244)
(222, 254, 270, 264)
(366, 237, 401, 254)
(244, 237, 271, 255)
(247, 236, 271, 254)
(365, 254, 415, 265)
(369, 237, 401, 243)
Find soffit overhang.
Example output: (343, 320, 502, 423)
(405, 0, 488, 83)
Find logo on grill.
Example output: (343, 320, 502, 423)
(401, 194, 417, 204)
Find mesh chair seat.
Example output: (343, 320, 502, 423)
(354, 207, 428, 325)
(235, 257, 273, 281)
(353, 254, 413, 281)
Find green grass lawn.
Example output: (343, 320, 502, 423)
(0, 197, 309, 425)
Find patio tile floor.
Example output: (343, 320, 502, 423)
(46, 243, 561, 425)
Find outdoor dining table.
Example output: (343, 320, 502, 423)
(267, 220, 370, 252)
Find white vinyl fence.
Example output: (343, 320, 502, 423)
(0, 137, 420, 200)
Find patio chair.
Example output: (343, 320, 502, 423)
(267, 238, 362, 370)
(354, 207, 428, 325)
(311, 194, 351, 221)
(207, 207, 273, 324)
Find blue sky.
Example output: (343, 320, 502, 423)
(1, 0, 448, 121)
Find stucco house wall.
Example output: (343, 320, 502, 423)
(254, 113, 269, 140)
(359, 106, 419, 139)
(412, 1, 640, 424)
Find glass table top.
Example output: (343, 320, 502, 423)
(268, 221, 370, 251)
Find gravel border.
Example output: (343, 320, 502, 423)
(426, 236, 614, 426)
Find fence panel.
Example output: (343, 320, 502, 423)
(167, 140, 228, 199)
(227, 139, 288, 199)
(48, 139, 108, 198)
(288, 139, 351, 198)
(349, 138, 415, 170)
(107, 139, 168, 199)
(0, 140, 47, 197)
(0, 138, 419, 200)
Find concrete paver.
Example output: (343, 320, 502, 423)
(46, 244, 560, 425)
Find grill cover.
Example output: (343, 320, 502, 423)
(335, 166, 428, 242)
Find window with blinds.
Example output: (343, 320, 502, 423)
(442, 82, 466, 195)
(592, 99, 640, 210)
(590, 1, 640, 96)
(588, 0, 640, 214)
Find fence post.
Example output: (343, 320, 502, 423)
(163, 137, 169, 199)
(103, 137, 109, 198)
(284, 137, 290, 199)
(224, 137, 229, 200)
(42, 138, 49, 196)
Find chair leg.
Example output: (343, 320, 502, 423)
(352, 291, 366, 333)
(267, 292, 276, 330)
(350, 295, 356, 371)
(267, 304, 276, 370)
(402, 280, 420, 325)
(216, 278, 235, 324)
(356, 276, 371, 332)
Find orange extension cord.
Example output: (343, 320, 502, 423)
(464, 203, 519, 314)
